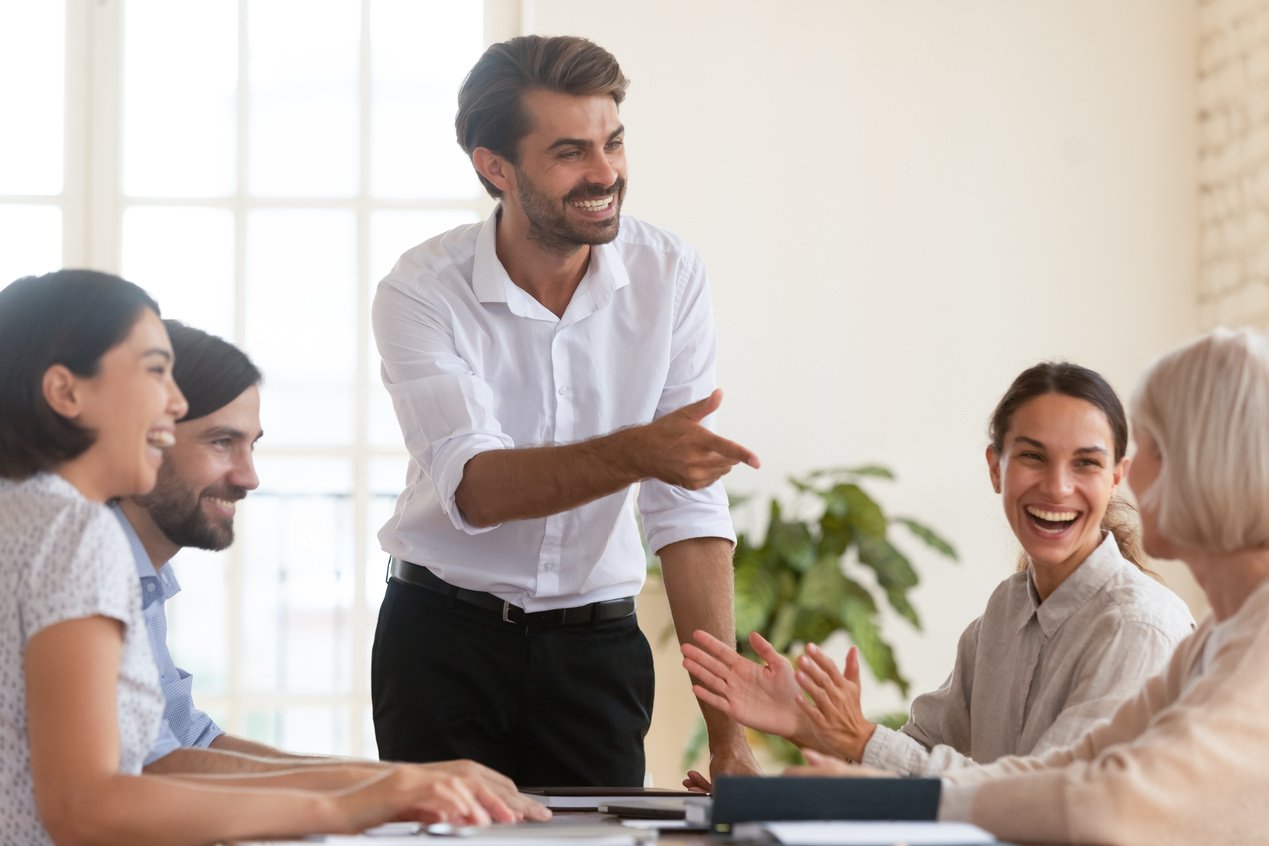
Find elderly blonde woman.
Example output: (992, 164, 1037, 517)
(793, 328, 1269, 846)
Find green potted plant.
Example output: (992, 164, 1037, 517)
(682, 465, 958, 767)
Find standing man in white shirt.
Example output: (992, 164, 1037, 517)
(371, 34, 761, 787)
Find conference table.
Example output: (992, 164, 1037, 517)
(228, 812, 727, 845)
(227, 809, 1033, 844)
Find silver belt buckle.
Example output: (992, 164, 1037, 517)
(502, 600, 513, 623)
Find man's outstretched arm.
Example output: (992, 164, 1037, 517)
(455, 389, 758, 527)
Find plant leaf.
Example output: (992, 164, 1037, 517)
(767, 604, 798, 654)
(788, 476, 821, 496)
(818, 506, 855, 559)
(767, 513, 817, 573)
(841, 464, 896, 480)
(841, 602, 910, 697)
(733, 553, 778, 639)
(894, 516, 959, 560)
(796, 555, 848, 614)
(885, 588, 922, 629)
(834, 483, 887, 539)
(841, 577, 879, 616)
(857, 536, 919, 590)
(793, 607, 842, 646)
(806, 465, 895, 481)
(857, 537, 922, 627)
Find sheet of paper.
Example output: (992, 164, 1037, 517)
(237, 836, 640, 846)
(235, 820, 651, 845)
(750, 820, 999, 845)
(520, 789, 695, 810)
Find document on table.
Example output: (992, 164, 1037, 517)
(235, 819, 654, 845)
(519, 786, 699, 810)
(735, 820, 1001, 844)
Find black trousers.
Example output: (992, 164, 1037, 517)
(370, 578, 655, 786)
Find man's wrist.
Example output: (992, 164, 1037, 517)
(602, 425, 649, 482)
(706, 722, 750, 757)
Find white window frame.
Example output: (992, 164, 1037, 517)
(57, 0, 520, 757)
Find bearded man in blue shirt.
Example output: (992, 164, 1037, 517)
(114, 319, 546, 821)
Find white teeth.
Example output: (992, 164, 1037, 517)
(147, 430, 175, 448)
(1027, 505, 1078, 522)
(206, 497, 235, 513)
(571, 196, 613, 211)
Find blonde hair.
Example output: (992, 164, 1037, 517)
(1131, 327, 1269, 552)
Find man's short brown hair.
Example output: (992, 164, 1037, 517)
(456, 35, 629, 198)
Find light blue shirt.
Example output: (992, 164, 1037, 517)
(111, 504, 224, 764)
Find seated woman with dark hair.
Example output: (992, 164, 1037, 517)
(682, 361, 1194, 785)
(0, 270, 515, 845)
(790, 328, 1269, 845)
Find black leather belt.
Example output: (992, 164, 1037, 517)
(388, 557, 636, 626)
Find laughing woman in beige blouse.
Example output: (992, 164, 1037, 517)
(682, 362, 1194, 784)
(796, 328, 1269, 845)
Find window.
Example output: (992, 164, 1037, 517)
(1, 0, 515, 757)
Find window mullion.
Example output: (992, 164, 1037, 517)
(224, 0, 252, 741)
(81, 0, 123, 270)
(349, 0, 375, 760)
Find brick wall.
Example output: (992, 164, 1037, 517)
(1198, 0, 1269, 328)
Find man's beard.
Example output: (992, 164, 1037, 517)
(514, 165, 626, 257)
(135, 466, 245, 552)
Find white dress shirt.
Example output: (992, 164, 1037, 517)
(372, 210, 735, 612)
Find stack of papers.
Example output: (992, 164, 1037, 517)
(736, 820, 1001, 845)
(518, 786, 698, 811)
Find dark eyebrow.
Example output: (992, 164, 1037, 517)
(1014, 436, 1108, 455)
(546, 125, 625, 152)
(201, 425, 263, 444)
(142, 348, 172, 362)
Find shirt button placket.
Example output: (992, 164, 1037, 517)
(539, 328, 569, 593)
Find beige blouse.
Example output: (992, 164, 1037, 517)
(863, 533, 1194, 774)
(939, 578, 1269, 846)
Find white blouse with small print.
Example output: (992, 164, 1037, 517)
(0, 472, 162, 845)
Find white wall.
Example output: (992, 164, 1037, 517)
(525, 1, 1201, 785)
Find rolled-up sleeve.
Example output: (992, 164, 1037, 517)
(636, 248, 736, 553)
(864, 617, 983, 775)
(373, 273, 513, 535)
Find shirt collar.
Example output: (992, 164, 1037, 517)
(1023, 531, 1122, 638)
(109, 502, 181, 607)
(470, 205, 631, 323)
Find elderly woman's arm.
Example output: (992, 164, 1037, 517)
(942, 615, 1269, 846)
